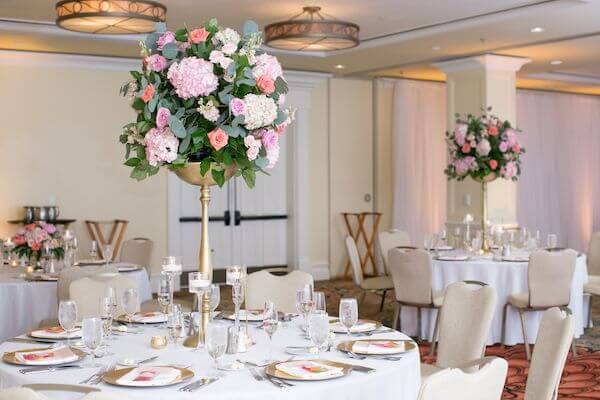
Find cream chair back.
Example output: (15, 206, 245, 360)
(436, 281, 497, 370)
(120, 237, 153, 276)
(378, 229, 411, 275)
(70, 275, 137, 319)
(345, 236, 364, 286)
(246, 270, 314, 313)
(57, 265, 118, 303)
(525, 307, 574, 400)
(418, 357, 508, 400)
(388, 248, 433, 305)
(587, 232, 600, 276)
(528, 249, 577, 308)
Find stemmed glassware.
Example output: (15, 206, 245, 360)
(296, 284, 315, 331)
(308, 311, 329, 353)
(121, 288, 139, 324)
(167, 304, 184, 349)
(157, 275, 171, 315)
(82, 317, 103, 358)
(161, 256, 183, 313)
(89, 240, 98, 260)
(547, 234, 558, 249)
(262, 301, 279, 362)
(314, 291, 326, 313)
(58, 300, 77, 346)
(210, 284, 220, 318)
(99, 296, 115, 341)
(226, 265, 247, 333)
(102, 244, 113, 268)
(205, 321, 228, 376)
(339, 298, 358, 336)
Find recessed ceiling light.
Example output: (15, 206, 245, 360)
(530, 27, 544, 33)
(334, 64, 345, 69)
(550, 60, 563, 65)
(432, 46, 441, 51)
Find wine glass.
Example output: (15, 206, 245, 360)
(308, 311, 329, 352)
(105, 287, 118, 316)
(102, 244, 113, 267)
(547, 234, 558, 249)
(58, 300, 77, 346)
(339, 298, 358, 336)
(205, 321, 228, 376)
(157, 275, 171, 315)
(89, 240, 98, 260)
(99, 296, 115, 341)
(263, 301, 279, 362)
(314, 291, 326, 313)
(121, 288, 139, 324)
(296, 284, 314, 331)
(82, 317, 103, 358)
(167, 305, 184, 349)
(210, 284, 220, 318)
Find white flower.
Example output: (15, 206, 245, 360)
(243, 94, 278, 130)
(197, 100, 220, 122)
(222, 42, 237, 55)
(215, 28, 240, 48)
(266, 144, 280, 169)
(476, 139, 491, 156)
(220, 56, 233, 70)
(209, 50, 224, 64)
(252, 54, 282, 80)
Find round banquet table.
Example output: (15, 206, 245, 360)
(0, 321, 421, 400)
(399, 253, 589, 345)
(0, 266, 153, 342)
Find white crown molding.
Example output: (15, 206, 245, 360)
(0, 49, 140, 71)
(433, 54, 531, 74)
(527, 72, 600, 85)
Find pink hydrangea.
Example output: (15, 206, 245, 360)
(156, 107, 170, 129)
(502, 161, 518, 179)
(146, 54, 167, 72)
(454, 156, 477, 175)
(144, 127, 179, 166)
(476, 139, 491, 156)
(261, 129, 278, 151)
(244, 135, 261, 161)
(499, 141, 509, 153)
(454, 123, 468, 146)
(252, 54, 283, 81)
(504, 128, 518, 147)
(157, 31, 175, 50)
(266, 144, 280, 169)
(230, 98, 246, 117)
(167, 57, 218, 99)
(43, 224, 57, 234)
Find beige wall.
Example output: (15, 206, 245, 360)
(0, 60, 168, 273)
(374, 79, 395, 232)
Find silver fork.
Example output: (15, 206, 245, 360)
(79, 365, 106, 384)
(247, 366, 264, 382)
(259, 370, 294, 387)
(91, 362, 115, 385)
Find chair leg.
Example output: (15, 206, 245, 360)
(518, 309, 531, 360)
(588, 295, 594, 329)
(429, 307, 441, 356)
(417, 307, 422, 340)
(358, 291, 367, 306)
(379, 290, 387, 312)
(572, 337, 578, 359)
(396, 303, 402, 331)
(501, 303, 509, 348)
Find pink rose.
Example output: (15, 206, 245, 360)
(207, 128, 229, 151)
(13, 236, 26, 245)
(256, 75, 275, 94)
(512, 144, 521, 154)
(461, 143, 471, 154)
(489, 160, 498, 170)
(454, 123, 467, 146)
(244, 135, 260, 149)
(246, 146, 259, 161)
(141, 84, 155, 103)
(189, 27, 209, 44)
(230, 98, 246, 117)
(43, 224, 57, 234)
(261, 129, 278, 150)
(30, 242, 42, 251)
(275, 124, 286, 135)
(157, 31, 175, 50)
(488, 125, 499, 136)
(25, 224, 35, 231)
(145, 54, 167, 72)
(156, 107, 170, 129)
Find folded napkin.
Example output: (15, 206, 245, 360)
(330, 320, 376, 333)
(131, 312, 167, 324)
(230, 309, 264, 321)
(502, 256, 529, 262)
(275, 361, 343, 379)
(116, 366, 181, 387)
(30, 326, 82, 339)
(352, 340, 405, 355)
(436, 255, 469, 261)
(15, 346, 78, 365)
(113, 263, 139, 272)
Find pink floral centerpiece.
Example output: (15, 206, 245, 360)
(11, 222, 64, 262)
(445, 109, 525, 182)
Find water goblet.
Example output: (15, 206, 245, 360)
(296, 284, 315, 331)
(263, 301, 279, 362)
(58, 300, 77, 346)
(89, 240, 98, 260)
(121, 288, 139, 324)
(308, 311, 329, 353)
(167, 305, 184, 349)
(205, 321, 228, 376)
(339, 298, 358, 336)
(547, 234, 558, 249)
(157, 275, 171, 315)
(82, 317, 104, 358)
(314, 291, 326, 313)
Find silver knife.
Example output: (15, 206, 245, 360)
(20, 364, 82, 374)
(335, 361, 376, 373)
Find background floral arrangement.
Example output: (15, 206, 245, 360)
(444, 109, 525, 181)
(119, 19, 294, 188)
(11, 222, 64, 262)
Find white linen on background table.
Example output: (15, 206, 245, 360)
(0, 266, 152, 342)
(0, 322, 421, 400)
(399, 255, 589, 345)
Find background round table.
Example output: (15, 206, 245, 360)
(399, 254, 589, 345)
(0, 321, 421, 400)
(0, 266, 152, 342)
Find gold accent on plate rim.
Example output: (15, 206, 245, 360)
(102, 366, 194, 387)
(3, 347, 86, 366)
(264, 359, 352, 381)
(337, 339, 417, 355)
(329, 318, 382, 333)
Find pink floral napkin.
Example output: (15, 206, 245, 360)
(116, 366, 181, 386)
(15, 346, 78, 365)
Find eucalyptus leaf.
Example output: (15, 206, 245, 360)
(243, 20, 259, 37)
(221, 125, 234, 137)
(145, 33, 159, 51)
(179, 135, 191, 152)
(233, 126, 246, 138)
(237, 78, 255, 87)
(169, 116, 187, 138)
(162, 42, 179, 59)
(175, 108, 185, 119)
(227, 63, 236, 77)
(217, 112, 228, 125)
(255, 157, 269, 169)
(211, 169, 225, 187)
(274, 110, 287, 125)
(154, 22, 167, 33)
(274, 76, 288, 94)
(143, 107, 152, 121)
(231, 115, 245, 127)
(218, 92, 233, 104)
(148, 97, 158, 113)
(243, 67, 255, 79)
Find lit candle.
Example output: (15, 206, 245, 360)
(162, 263, 182, 273)
(189, 278, 210, 292)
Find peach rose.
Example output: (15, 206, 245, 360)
(489, 160, 498, 170)
(256, 75, 275, 94)
(141, 84, 155, 103)
(30, 242, 42, 251)
(207, 128, 229, 151)
(461, 143, 471, 153)
(512, 144, 521, 153)
(488, 125, 499, 136)
(189, 28, 209, 44)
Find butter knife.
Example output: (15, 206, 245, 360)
(20, 364, 82, 374)
(335, 362, 376, 373)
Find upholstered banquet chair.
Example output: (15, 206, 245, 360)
(501, 249, 577, 360)
(0, 388, 48, 400)
(524, 307, 574, 400)
(417, 357, 508, 400)
(58, 265, 118, 303)
(387, 248, 444, 341)
(119, 237, 154, 276)
(0, 384, 102, 400)
(70, 275, 137, 319)
(246, 269, 313, 313)
(377, 229, 411, 274)
(584, 232, 600, 326)
(345, 236, 394, 311)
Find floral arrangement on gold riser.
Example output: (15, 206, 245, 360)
(119, 20, 294, 187)
(11, 222, 64, 262)
(445, 109, 525, 182)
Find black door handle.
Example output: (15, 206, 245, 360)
(234, 210, 241, 226)
(224, 210, 231, 226)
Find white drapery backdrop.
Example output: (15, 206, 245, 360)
(516, 90, 600, 251)
(390, 79, 600, 252)
(391, 79, 447, 245)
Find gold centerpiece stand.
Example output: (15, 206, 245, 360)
(174, 162, 237, 348)
(474, 173, 497, 253)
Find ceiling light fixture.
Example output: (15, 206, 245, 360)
(264, 6, 359, 52)
(530, 27, 544, 33)
(550, 60, 563, 65)
(55, 0, 167, 34)
(334, 64, 345, 69)
(432, 45, 441, 51)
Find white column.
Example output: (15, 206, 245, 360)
(434, 54, 530, 227)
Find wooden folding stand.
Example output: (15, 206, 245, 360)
(342, 212, 382, 278)
(84, 219, 129, 261)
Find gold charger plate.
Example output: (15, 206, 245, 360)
(103, 366, 194, 387)
(3, 347, 86, 366)
(24, 274, 58, 282)
(116, 313, 167, 325)
(337, 339, 416, 355)
(222, 309, 284, 321)
(265, 359, 352, 381)
(329, 318, 382, 333)
(27, 328, 82, 340)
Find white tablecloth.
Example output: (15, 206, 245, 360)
(0, 266, 152, 342)
(400, 254, 589, 345)
(0, 321, 421, 400)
